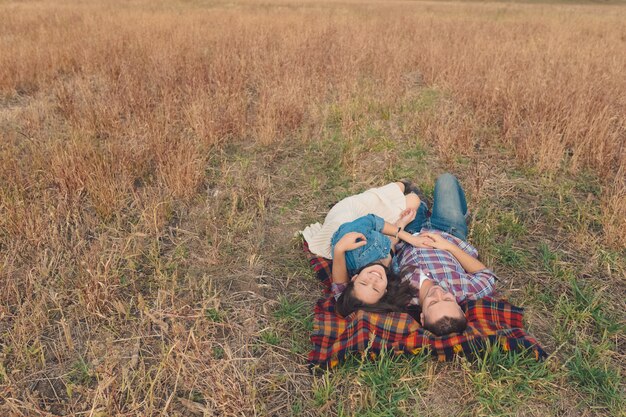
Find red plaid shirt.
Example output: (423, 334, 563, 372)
(331, 229, 497, 304)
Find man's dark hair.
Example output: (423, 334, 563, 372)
(335, 263, 414, 317)
(423, 314, 468, 336)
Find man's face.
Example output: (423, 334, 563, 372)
(420, 285, 464, 324)
(351, 264, 388, 304)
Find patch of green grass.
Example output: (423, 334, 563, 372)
(597, 248, 625, 276)
(570, 279, 623, 335)
(496, 211, 526, 238)
(260, 329, 281, 346)
(273, 296, 313, 332)
(205, 307, 224, 322)
(464, 343, 556, 416)
(369, 135, 395, 152)
(538, 242, 558, 270)
(383, 151, 428, 185)
(326, 104, 344, 129)
(539, 190, 568, 220)
(403, 87, 440, 113)
(212, 346, 225, 359)
(291, 399, 304, 415)
(355, 356, 413, 416)
(173, 244, 189, 260)
(365, 124, 385, 140)
(188, 390, 204, 403)
(308, 175, 321, 194)
(310, 349, 430, 415)
(0, 362, 6, 384)
(384, 163, 416, 183)
(524, 281, 558, 308)
(312, 370, 335, 407)
(402, 143, 427, 163)
(573, 171, 602, 198)
(66, 357, 95, 386)
(273, 255, 319, 284)
(468, 205, 498, 257)
(278, 196, 301, 215)
(305, 131, 351, 193)
(384, 141, 430, 182)
(552, 300, 584, 345)
(536, 177, 605, 236)
(379, 105, 391, 121)
(494, 238, 528, 268)
(455, 155, 471, 166)
(566, 341, 624, 413)
(289, 337, 310, 355)
(537, 242, 571, 279)
(273, 297, 313, 354)
(337, 349, 429, 416)
(509, 165, 539, 179)
(551, 278, 622, 345)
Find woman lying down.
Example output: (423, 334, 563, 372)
(302, 174, 498, 337)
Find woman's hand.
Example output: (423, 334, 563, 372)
(420, 232, 456, 251)
(334, 232, 367, 253)
(395, 207, 417, 228)
(404, 233, 435, 248)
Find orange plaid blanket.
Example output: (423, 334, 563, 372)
(305, 243, 547, 369)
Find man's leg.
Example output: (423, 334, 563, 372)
(429, 173, 468, 241)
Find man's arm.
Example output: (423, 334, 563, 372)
(420, 232, 497, 299)
(464, 270, 497, 299)
(446, 245, 487, 273)
(420, 232, 487, 273)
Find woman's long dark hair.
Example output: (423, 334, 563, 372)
(334, 263, 415, 317)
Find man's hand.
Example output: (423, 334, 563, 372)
(420, 232, 456, 251)
(395, 207, 417, 228)
(404, 233, 436, 248)
(421, 232, 487, 273)
(334, 232, 367, 253)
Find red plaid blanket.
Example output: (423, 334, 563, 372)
(304, 243, 547, 369)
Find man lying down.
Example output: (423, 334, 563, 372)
(302, 173, 498, 337)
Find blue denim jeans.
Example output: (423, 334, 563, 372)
(404, 173, 468, 241)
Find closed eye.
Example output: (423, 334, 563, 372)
(360, 282, 380, 293)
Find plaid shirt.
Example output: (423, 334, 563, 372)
(392, 228, 497, 304)
(331, 229, 497, 303)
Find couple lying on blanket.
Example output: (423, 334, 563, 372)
(302, 173, 496, 337)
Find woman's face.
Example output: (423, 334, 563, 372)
(351, 264, 388, 304)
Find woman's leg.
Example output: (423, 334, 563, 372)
(404, 200, 429, 234)
(429, 173, 468, 241)
(392, 182, 425, 213)
(404, 193, 420, 210)
(400, 180, 430, 234)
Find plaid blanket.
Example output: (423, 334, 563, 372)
(305, 243, 547, 369)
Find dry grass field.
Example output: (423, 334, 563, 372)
(1, 0, 625, 415)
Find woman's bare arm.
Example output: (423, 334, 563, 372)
(331, 232, 366, 284)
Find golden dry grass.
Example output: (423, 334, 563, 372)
(0, 0, 625, 415)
